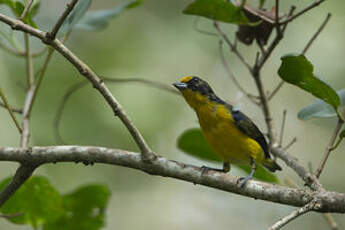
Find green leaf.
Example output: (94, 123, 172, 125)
(298, 89, 345, 120)
(183, 0, 251, 25)
(29, 0, 41, 18)
(74, 0, 141, 31)
(0, 0, 14, 9)
(259, 0, 265, 8)
(178, 128, 222, 162)
(12, 1, 23, 17)
(278, 54, 340, 110)
(0, 176, 62, 228)
(177, 128, 279, 183)
(0, 1, 38, 27)
(60, 0, 92, 34)
(43, 185, 111, 230)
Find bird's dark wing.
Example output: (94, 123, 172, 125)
(228, 105, 271, 159)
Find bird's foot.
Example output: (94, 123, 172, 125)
(200, 165, 226, 176)
(237, 175, 253, 188)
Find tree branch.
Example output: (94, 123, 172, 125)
(279, 0, 326, 25)
(323, 213, 339, 230)
(0, 102, 22, 114)
(278, 110, 287, 147)
(267, 80, 284, 101)
(218, 40, 259, 105)
(20, 0, 34, 21)
(302, 13, 331, 55)
(271, 146, 322, 191)
(274, 0, 282, 36)
(0, 164, 37, 207)
(269, 200, 317, 230)
(47, 0, 79, 39)
(0, 146, 344, 213)
(315, 116, 344, 178)
(21, 33, 35, 148)
(0, 87, 22, 133)
(0, 12, 154, 161)
(252, 70, 277, 145)
(213, 21, 252, 73)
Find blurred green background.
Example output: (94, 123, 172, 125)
(1, 0, 345, 229)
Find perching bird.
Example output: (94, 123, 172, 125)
(173, 76, 281, 186)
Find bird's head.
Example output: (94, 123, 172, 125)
(173, 76, 223, 109)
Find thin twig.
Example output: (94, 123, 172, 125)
(0, 164, 37, 207)
(285, 176, 339, 230)
(329, 134, 344, 151)
(1, 146, 345, 213)
(47, 0, 79, 39)
(0, 102, 22, 114)
(272, 146, 321, 190)
(26, 48, 55, 116)
(278, 110, 287, 147)
(323, 213, 339, 230)
(282, 137, 297, 151)
(0, 87, 22, 133)
(255, 29, 283, 70)
(302, 13, 331, 55)
(281, 6, 296, 34)
(20, 0, 34, 21)
(268, 81, 284, 101)
(274, 0, 282, 36)
(269, 200, 317, 230)
(252, 71, 276, 146)
(218, 40, 259, 105)
(21, 33, 35, 148)
(0, 14, 154, 160)
(257, 41, 266, 56)
(254, 51, 260, 67)
(280, 0, 326, 25)
(213, 21, 252, 72)
(315, 116, 345, 178)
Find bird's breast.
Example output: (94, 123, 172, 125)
(195, 104, 264, 164)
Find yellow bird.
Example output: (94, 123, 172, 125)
(173, 76, 281, 186)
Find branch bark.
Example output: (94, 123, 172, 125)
(279, 0, 326, 25)
(0, 146, 344, 213)
(47, 0, 79, 39)
(0, 87, 22, 133)
(269, 200, 317, 230)
(0, 164, 37, 207)
(315, 117, 344, 178)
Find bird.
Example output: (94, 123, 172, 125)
(173, 76, 281, 186)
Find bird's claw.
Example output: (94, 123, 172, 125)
(237, 176, 252, 188)
(201, 165, 209, 176)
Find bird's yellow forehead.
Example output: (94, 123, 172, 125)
(180, 76, 194, 83)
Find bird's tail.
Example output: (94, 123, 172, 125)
(262, 158, 282, 172)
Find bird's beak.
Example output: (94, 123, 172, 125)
(173, 82, 188, 90)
